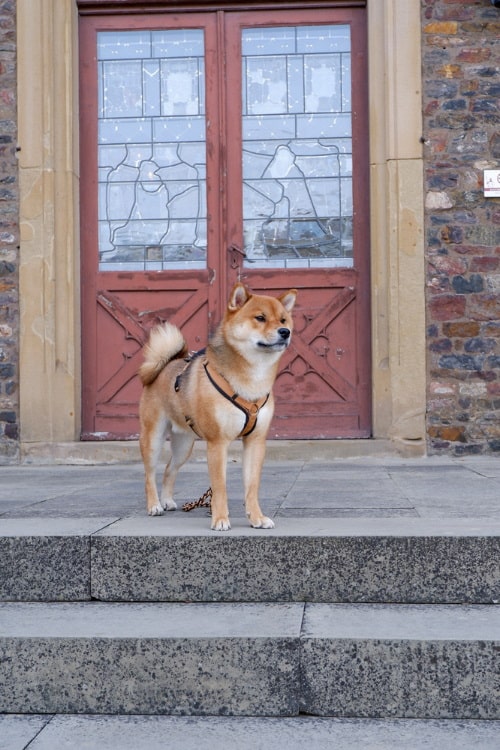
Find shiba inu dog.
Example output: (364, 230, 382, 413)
(139, 283, 297, 530)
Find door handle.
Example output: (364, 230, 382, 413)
(228, 243, 246, 269)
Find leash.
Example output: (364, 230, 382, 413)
(182, 486, 212, 512)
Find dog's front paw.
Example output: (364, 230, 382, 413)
(148, 503, 165, 516)
(250, 516, 275, 529)
(211, 517, 231, 531)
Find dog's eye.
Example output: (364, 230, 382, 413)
(255, 314, 266, 323)
(280, 318, 286, 324)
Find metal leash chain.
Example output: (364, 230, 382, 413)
(182, 487, 212, 512)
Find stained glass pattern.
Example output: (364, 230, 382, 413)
(242, 25, 353, 268)
(95, 25, 353, 272)
(97, 30, 207, 271)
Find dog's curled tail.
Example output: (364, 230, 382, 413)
(139, 322, 188, 386)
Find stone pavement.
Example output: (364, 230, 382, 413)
(0, 447, 499, 748)
(1, 447, 500, 521)
(2, 714, 500, 750)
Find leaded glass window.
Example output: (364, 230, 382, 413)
(241, 25, 353, 268)
(97, 29, 207, 271)
(95, 24, 353, 273)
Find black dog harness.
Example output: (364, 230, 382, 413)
(174, 350, 269, 438)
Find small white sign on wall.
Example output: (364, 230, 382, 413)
(484, 170, 500, 198)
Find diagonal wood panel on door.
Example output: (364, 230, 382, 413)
(84, 280, 209, 438)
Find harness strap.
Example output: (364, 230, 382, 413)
(173, 348, 269, 438)
(174, 348, 206, 395)
(203, 361, 269, 437)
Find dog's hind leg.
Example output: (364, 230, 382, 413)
(242, 434, 275, 529)
(140, 411, 170, 516)
(160, 426, 195, 511)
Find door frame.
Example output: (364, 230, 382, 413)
(17, 0, 426, 456)
(79, 4, 371, 439)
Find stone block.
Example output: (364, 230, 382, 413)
(428, 294, 466, 321)
(428, 425, 466, 443)
(90, 518, 500, 604)
(1, 601, 497, 719)
(424, 22, 458, 35)
(452, 274, 484, 294)
(0, 602, 303, 715)
(0, 519, 115, 601)
(300, 603, 500, 719)
(442, 321, 480, 337)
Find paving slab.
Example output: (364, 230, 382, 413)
(1, 456, 500, 519)
(0, 714, 51, 750)
(281, 465, 413, 509)
(3, 715, 499, 750)
(460, 457, 500, 478)
(0, 601, 304, 639)
(0, 518, 118, 537)
(95, 514, 500, 537)
(388, 464, 500, 517)
(0, 462, 296, 519)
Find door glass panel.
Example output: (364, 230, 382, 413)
(97, 29, 207, 271)
(241, 25, 353, 268)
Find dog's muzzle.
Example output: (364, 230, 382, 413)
(258, 328, 291, 350)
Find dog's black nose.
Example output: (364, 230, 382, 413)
(278, 328, 290, 340)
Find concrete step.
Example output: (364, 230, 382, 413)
(3, 714, 500, 750)
(1, 517, 499, 603)
(0, 602, 498, 718)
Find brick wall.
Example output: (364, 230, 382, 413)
(0, 0, 18, 463)
(423, 0, 500, 455)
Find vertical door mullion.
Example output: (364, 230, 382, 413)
(203, 13, 225, 330)
(223, 13, 245, 290)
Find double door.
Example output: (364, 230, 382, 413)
(79, 5, 370, 439)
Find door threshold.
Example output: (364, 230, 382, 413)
(20, 438, 424, 465)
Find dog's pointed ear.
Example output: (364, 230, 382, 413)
(279, 289, 297, 313)
(228, 283, 251, 311)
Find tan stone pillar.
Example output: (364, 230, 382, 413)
(368, 0, 426, 451)
(18, 0, 80, 443)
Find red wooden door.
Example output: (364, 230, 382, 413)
(224, 9, 370, 438)
(79, 5, 370, 439)
(79, 13, 223, 438)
